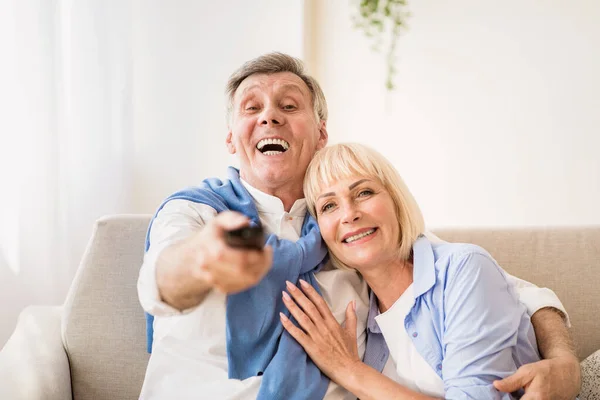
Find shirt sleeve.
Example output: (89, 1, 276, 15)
(137, 199, 217, 316)
(504, 272, 571, 327)
(442, 251, 538, 399)
(424, 231, 570, 327)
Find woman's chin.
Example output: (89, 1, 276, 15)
(339, 253, 377, 272)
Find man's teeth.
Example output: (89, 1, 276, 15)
(344, 229, 376, 243)
(256, 138, 290, 152)
(263, 151, 283, 156)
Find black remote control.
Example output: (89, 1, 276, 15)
(224, 226, 265, 250)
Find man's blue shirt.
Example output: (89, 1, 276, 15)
(364, 236, 540, 399)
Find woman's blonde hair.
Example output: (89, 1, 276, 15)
(304, 143, 425, 270)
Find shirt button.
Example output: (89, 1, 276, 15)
(412, 332, 418, 338)
(437, 364, 442, 370)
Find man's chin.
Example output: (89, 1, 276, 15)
(242, 165, 294, 184)
(261, 169, 295, 184)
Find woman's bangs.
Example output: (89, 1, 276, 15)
(316, 146, 380, 190)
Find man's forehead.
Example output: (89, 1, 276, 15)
(236, 72, 310, 99)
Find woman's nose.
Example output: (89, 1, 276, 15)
(341, 204, 361, 224)
(259, 106, 283, 126)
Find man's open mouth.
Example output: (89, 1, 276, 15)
(256, 138, 290, 156)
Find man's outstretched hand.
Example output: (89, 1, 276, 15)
(493, 353, 581, 400)
(156, 211, 273, 310)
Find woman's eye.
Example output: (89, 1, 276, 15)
(246, 106, 258, 111)
(321, 203, 335, 212)
(358, 189, 374, 197)
(282, 104, 296, 110)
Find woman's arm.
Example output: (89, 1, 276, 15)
(280, 280, 440, 400)
(440, 251, 539, 398)
(339, 361, 438, 400)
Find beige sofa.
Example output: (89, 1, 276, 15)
(0, 215, 598, 399)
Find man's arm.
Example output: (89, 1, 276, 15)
(494, 307, 581, 399)
(505, 272, 571, 326)
(138, 201, 273, 313)
(154, 238, 214, 310)
(532, 307, 577, 360)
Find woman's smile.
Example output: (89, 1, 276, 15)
(341, 227, 378, 245)
(315, 176, 400, 271)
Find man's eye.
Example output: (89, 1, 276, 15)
(282, 104, 297, 110)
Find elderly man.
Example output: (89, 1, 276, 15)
(137, 53, 580, 399)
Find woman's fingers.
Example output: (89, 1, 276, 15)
(280, 285, 362, 381)
(297, 279, 346, 333)
(285, 280, 324, 323)
(280, 312, 312, 349)
(297, 279, 334, 319)
(283, 280, 357, 344)
(282, 290, 317, 335)
(344, 301, 357, 340)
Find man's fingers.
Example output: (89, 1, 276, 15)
(213, 211, 250, 231)
(254, 245, 273, 275)
(187, 212, 272, 295)
(493, 366, 532, 393)
(203, 242, 273, 294)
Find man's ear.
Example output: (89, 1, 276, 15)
(226, 131, 236, 154)
(317, 120, 328, 150)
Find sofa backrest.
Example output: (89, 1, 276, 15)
(433, 226, 600, 360)
(62, 215, 151, 400)
(61, 215, 599, 399)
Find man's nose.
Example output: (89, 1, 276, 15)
(259, 106, 282, 126)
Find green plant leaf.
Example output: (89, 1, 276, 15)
(351, 0, 409, 90)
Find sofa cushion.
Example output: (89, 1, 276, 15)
(62, 215, 151, 400)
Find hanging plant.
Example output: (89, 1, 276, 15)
(352, 0, 410, 90)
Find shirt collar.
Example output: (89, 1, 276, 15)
(240, 178, 307, 217)
(412, 235, 437, 298)
(366, 235, 437, 333)
(367, 289, 382, 333)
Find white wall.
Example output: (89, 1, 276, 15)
(0, 0, 137, 348)
(0, 0, 305, 348)
(309, 0, 600, 227)
(3, 0, 598, 347)
(132, 0, 306, 213)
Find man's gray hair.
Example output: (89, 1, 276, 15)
(225, 52, 328, 124)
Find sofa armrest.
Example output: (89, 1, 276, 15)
(0, 306, 72, 400)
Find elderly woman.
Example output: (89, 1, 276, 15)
(280, 143, 541, 399)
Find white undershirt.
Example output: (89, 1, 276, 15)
(137, 181, 370, 400)
(376, 284, 445, 397)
